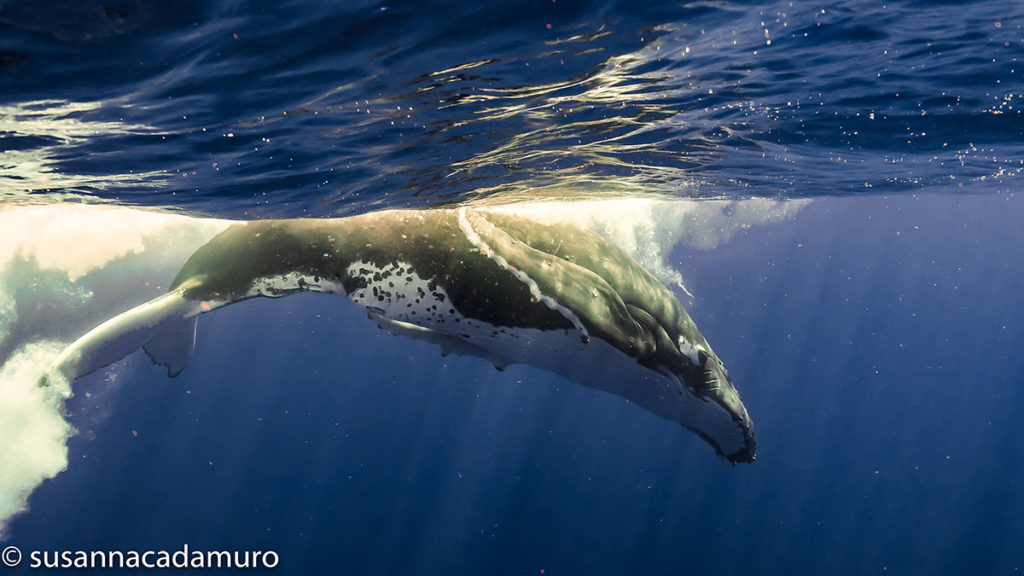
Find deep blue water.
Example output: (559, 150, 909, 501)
(2, 0, 1023, 575)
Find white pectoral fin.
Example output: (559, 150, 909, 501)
(48, 288, 201, 385)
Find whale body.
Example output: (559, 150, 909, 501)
(47, 208, 755, 463)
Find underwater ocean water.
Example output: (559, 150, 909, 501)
(1, 0, 1023, 574)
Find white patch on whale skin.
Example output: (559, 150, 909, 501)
(344, 260, 473, 333)
(246, 271, 347, 299)
(676, 337, 708, 367)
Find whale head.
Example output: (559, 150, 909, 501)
(455, 209, 756, 462)
(670, 333, 755, 463)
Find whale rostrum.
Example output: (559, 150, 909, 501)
(46, 208, 755, 463)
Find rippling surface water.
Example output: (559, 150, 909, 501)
(1, 1, 1023, 575)
(2, 0, 1021, 214)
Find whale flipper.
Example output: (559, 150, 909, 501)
(47, 286, 199, 385)
(143, 316, 198, 378)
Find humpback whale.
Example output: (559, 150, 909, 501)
(45, 208, 755, 463)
